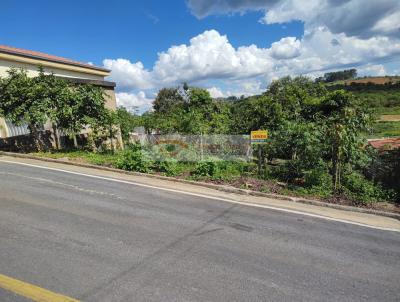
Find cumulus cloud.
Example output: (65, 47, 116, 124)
(105, 29, 400, 91)
(103, 5, 400, 110)
(104, 30, 275, 91)
(116, 91, 153, 112)
(269, 37, 301, 59)
(103, 59, 153, 90)
(188, 0, 400, 39)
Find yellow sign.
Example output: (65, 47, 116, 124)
(251, 130, 268, 144)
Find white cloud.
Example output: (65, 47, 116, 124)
(105, 28, 400, 95)
(269, 37, 301, 59)
(207, 87, 225, 98)
(104, 19, 400, 112)
(104, 30, 275, 91)
(103, 59, 153, 90)
(189, 0, 400, 39)
(116, 91, 153, 112)
(358, 64, 386, 77)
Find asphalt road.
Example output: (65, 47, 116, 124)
(0, 161, 399, 302)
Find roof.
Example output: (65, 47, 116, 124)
(0, 45, 109, 73)
(368, 137, 400, 151)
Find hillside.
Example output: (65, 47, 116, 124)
(344, 76, 400, 85)
(326, 77, 400, 138)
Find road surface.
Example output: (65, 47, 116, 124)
(0, 160, 399, 301)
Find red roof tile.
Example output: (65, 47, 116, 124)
(0, 45, 109, 72)
(368, 137, 400, 150)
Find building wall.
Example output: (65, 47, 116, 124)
(0, 58, 104, 80)
(0, 118, 8, 138)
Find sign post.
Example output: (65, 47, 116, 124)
(250, 130, 269, 176)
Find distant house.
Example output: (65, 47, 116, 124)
(0, 45, 121, 147)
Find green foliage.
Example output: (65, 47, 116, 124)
(115, 106, 139, 143)
(153, 160, 181, 176)
(153, 87, 184, 114)
(302, 164, 333, 198)
(0, 68, 50, 149)
(369, 121, 400, 138)
(143, 85, 231, 135)
(115, 144, 151, 173)
(7, 70, 396, 206)
(212, 161, 248, 180)
(192, 161, 218, 177)
(342, 171, 387, 204)
(0, 67, 110, 150)
(190, 160, 248, 180)
(366, 149, 400, 202)
(327, 81, 400, 135)
(315, 68, 357, 83)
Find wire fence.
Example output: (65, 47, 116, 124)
(131, 134, 252, 162)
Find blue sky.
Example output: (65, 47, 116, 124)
(1, 0, 400, 111)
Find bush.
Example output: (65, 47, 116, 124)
(213, 161, 249, 181)
(342, 171, 387, 204)
(153, 160, 181, 176)
(302, 164, 333, 197)
(191, 161, 218, 177)
(115, 144, 151, 173)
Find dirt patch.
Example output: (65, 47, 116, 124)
(344, 77, 400, 85)
(379, 115, 400, 122)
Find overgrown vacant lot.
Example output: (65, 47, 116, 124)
(32, 148, 400, 214)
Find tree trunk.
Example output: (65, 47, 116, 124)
(73, 134, 78, 149)
(52, 123, 60, 150)
(29, 124, 41, 151)
(109, 123, 115, 154)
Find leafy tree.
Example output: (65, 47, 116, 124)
(54, 83, 107, 148)
(317, 90, 372, 191)
(115, 106, 139, 143)
(146, 86, 230, 135)
(0, 68, 50, 150)
(153, 88, 184, 114)
(316, 68, 357, 83)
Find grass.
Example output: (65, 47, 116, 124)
(369, 121, 400, 138)
(33, 150, 120, 167)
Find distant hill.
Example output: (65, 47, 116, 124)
(343, 76, 400, 85)
(326, 76, 400, 138)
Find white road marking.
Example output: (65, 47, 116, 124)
(0, 159, 399, 233)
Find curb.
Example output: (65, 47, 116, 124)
(1, 151, 399, 220)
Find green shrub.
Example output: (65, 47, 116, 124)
(213, 161, 248, 181)
(302, 165, 333, 197)
(342, 171, 386, 204)
(153, 160, 181, 176)
(115, 144, 151, 173)
(191, 161, 218, 177)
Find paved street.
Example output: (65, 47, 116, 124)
(0, 160, 399, 302)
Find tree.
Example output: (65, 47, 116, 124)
(54, 83, 107, 148)
(317, 90, 371, 191)
(38, 69, 69, 149)
(153, 88, 184, 114)
(115, 106, 139, 143)
(0, 68, 50, 150)
(147, 86, 231, 135)
(319, 69, 358, 83)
